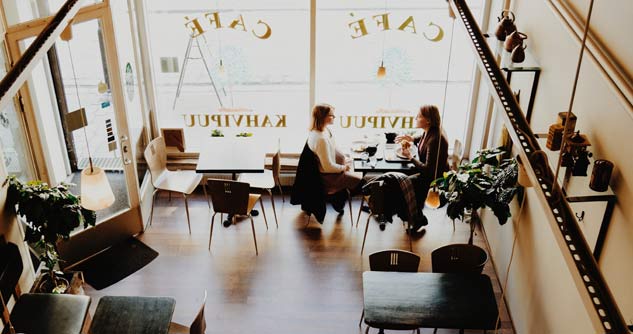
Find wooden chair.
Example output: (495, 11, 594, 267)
(207, 179, 264, 255)
(360, 181, 413, 254)
(448, 139, 465, 171)
(169, 290, 207, 334)
(238, 149, 281, 228)
(144, 137, 208, 234)
(360, 249, 421, 333)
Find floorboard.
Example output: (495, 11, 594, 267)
(83, 190, 515, 334)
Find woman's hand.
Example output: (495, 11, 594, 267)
(344, 164, 351, 172)
(395, 134, 414, 143)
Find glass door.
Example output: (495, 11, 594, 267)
(5, 4, 143, 266)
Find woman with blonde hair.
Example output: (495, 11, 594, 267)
(307, 103, 363, 212)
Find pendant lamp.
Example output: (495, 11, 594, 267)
(66, 35, 115, 211)
(425, 2, 456, 209)
(554, 0, 595, 183)
(376, 0, 388, 79)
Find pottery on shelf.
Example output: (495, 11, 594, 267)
(504, 31, 527, 53)
(494, 10, 516, 41)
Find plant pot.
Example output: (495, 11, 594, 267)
(37, 273, 70, 294)
(431, 243, 489, 274)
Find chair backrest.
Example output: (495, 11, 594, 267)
(369, 249, 420, 272)
(366, 180, 386, 215)
(448, 139, 463, 171)
(431, 244, 488, 274)
(189, 290, 207, 334)
(207, 179, 250, 215)
(271, 149, 281, 182)
(144, 137, 168, 186)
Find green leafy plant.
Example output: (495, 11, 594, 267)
(432, 147, 518, 244)
(3, 176, 96, 291)
(211, 129, 224, 137)
(236, 132, 253, 137)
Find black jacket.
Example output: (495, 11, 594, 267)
(291, 143, 327, 222)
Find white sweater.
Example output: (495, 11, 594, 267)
(307, 129, 346, 173)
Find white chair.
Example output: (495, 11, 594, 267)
(144, 137, 208, 234)
(169, 290, 207, 334)
(237, 149, 282, 228)
(448, 139, 464, 171)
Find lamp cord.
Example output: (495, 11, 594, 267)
(494, 191, 527, 333)
(554, 0, 595, 182)
(432, 9, 456, 183)
(66, 40, 94, 173)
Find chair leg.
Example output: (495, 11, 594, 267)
(358, 309, 364, 328)
(361, 215, 371, 255)
(433, 328, 438, 334)
(259, 197, 269, 230)
(408, 223, 413, 252)
(208, 213, 217, 251)
(365, 325, 370, 334)
(268, 189, 279, 228)
(416, 329, 420, 334)
(276, 177, 284, 203)
(356, 196, 366, 228)
(347, 189, 353, 227)
(202, 182, 210, 208)
(148, 189, 159, 228)
(183, 194, 192, 234)
(249, 216, 258, 255)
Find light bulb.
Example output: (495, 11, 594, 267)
(425, 189, 441, 209)
(377, 61, 386, 79)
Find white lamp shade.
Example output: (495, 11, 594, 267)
(81, 166, 115, 210)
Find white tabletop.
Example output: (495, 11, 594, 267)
(196, 137, 268, 174)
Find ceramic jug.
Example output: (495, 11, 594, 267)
(494, 10, 516, 41)
(511, 44, 527, 63)
(504, 31, 527, 52)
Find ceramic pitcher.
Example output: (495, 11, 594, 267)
(504, 31, 527, 52)
(511, 44, 527, 63)
(494, 10, 516, 41)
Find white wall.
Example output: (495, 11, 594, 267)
(481, 0, 633, 333)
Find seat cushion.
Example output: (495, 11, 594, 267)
(238, 170, 275, 189)
(11, 293, 90, 334)
(155, 170, 202, 194)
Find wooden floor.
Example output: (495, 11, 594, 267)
(84, 190, 515, 334)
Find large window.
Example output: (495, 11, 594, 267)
(316, 0, 482, 147)
(147, 0, 310, 152)
(146, 0, 482, 152)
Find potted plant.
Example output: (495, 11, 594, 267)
(430, 147, 518, 272)
(2, 176, 96, 293)
(433, 147, 519, 243)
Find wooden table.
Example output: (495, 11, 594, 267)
(363, 271, 499, 331)
(89, 296, 176, 334)
(196, 137, 268, 178)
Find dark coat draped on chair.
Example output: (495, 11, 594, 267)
(291, 142, 327, 222)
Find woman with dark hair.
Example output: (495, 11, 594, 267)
(307, 103, 363, 212)
(396, 105, 449, 231)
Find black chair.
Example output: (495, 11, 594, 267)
(431, 244, 489, 334)
(360, 181, 413, 254)
(291, 142, 353, 226)
(431, 244, 489, 274)
(360, 249, 421, 334)
(207, 179, 265, 255)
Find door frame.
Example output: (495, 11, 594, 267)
(4, 1, 144, 265)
